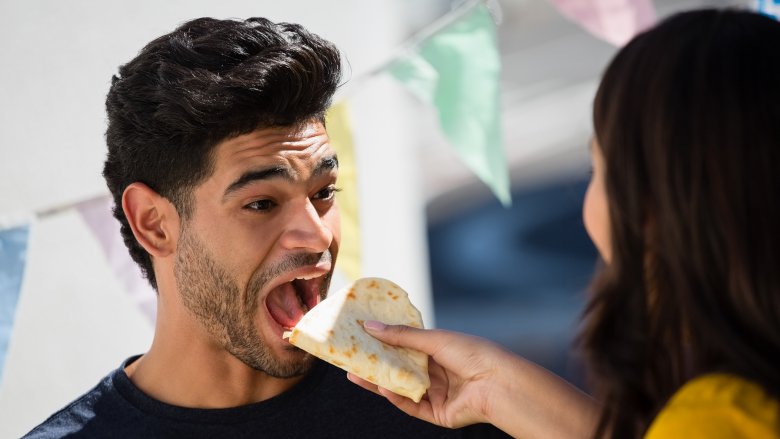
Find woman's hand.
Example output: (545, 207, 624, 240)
(348, 321, 599, 439)
(348, 321, 511, 429)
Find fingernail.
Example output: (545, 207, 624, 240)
(364, 320, 386, 331)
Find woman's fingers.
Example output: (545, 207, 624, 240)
(363, 322, 496, 374)
(377, 386, 439, 426)
(346, 373, 383, 397)
(363, 321, 451, 358)
(348, 371, 439, 424)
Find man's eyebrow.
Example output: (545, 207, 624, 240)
(223, 166, 293, 198)
(313, 154, 339, 177)
(223, 155, 338, 199)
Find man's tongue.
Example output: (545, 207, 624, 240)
(266, 282, 306, 329)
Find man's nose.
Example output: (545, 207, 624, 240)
(279, 198, 333, 253)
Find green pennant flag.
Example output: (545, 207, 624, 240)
(389, 4, 511, 206)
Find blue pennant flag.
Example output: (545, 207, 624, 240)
(0, 223, 30, 384)
(757, 0, 780, 19)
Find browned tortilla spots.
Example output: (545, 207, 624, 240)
(283, 277, 430, 402)
(398, 369, 412, 380)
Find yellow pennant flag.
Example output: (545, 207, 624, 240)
(326, 102, 361, 281)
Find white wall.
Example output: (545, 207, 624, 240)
(0, 1, 433, 436)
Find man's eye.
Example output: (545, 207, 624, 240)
(245, 199, 275, 211)
(313, 186, 340, 201)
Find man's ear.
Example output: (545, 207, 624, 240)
(122, 182, 179, 258)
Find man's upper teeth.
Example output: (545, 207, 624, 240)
(295, 274, 317, 281)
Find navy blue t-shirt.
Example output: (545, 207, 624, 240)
(23, 356, 509, 438)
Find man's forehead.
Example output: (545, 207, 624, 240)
(219, 122, 330, 160)
(209, 123, 335, 180)
(203, 121, 337, 194)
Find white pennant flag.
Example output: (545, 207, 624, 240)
(76, 196, 157, 323)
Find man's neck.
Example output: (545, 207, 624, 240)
(125, 313, 305, 408)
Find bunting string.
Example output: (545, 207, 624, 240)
(0, 0, 682, 381)
(18, 0, 667, 220)
(27, 0, 495, 221)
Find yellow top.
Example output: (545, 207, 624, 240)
(645, 373, 780, 438)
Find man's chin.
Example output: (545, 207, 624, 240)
(280, 349, 317, 374)
(242, 348, 316, 379)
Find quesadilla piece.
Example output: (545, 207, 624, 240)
(283, 277, 430, 402)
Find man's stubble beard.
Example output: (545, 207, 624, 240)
(173, 226, 330, 378)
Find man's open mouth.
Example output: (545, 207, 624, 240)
(265, 274, 326, 330)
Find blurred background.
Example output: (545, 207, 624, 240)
(0, 0, 754, 436)
(417, 0, 748, 389)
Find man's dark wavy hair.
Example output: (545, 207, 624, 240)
(103, 17, 342, 290)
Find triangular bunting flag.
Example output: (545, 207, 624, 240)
(389, 4, 512, 206)
(550, 0, 657, 47)
(326, 102, 362, 281)
(76, 196, 157, 323)
(0, 223, 30, 385)
(757, 0, 780, 19)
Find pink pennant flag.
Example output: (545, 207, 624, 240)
(550, 0, 657, 46)
(77, 195, 157, 323)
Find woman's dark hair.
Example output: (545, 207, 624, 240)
(103, 17, 342, 289)
(580, 9, 780, 437)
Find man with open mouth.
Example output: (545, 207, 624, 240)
(23, 16, 508, 439)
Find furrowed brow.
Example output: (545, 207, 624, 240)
(223, 166, 293, 199)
